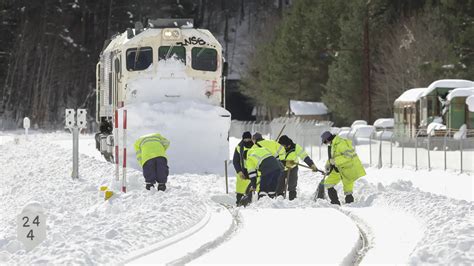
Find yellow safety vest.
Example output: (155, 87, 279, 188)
(134, 133, 170, 167)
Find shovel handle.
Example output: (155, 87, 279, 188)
(297, 163, 326, 175)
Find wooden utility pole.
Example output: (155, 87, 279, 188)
(363, 1, 372, 123)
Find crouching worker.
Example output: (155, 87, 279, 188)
(244, 145, 284, 201)
(277, 135, 319, 200)
(134, 133, 170, 191)
(320, 131, 366, 205)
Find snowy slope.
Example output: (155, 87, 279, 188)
(1, 133, 473, 265)
(0, 133, 218, 264)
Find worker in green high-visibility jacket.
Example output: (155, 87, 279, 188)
(232, 131, 253, 205)
(277, 135, 319, 200)
(321, 131, 366, 205)
(134, 133, 170, 191)
(245, 144, 284, 200)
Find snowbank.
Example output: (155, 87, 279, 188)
(0, 133, 214, 264)
(351, 120, 367, 127)
(427, 121, 446, 135)
(351, 125, 375, 138)
(110, 56, 231, 175)
(373, 118, 394, 128)
(352, 179, 473, 265)
(117, 101, 230, 175)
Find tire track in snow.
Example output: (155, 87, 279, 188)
(166, 201, 243, 266)
(339, 208, 372, 265)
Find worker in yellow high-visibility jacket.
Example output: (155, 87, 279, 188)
(321, 131, 366, 205)
(277, 135, 319, 200)
(245, 145, 284, 200)
(232, 131, 253, 205)
(134, 133, 170, 191)
(252, 132, 286, 161)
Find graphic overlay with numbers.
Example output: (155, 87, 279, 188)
(17, 202, 46, 251)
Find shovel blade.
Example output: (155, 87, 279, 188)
(314, 177, 326, 201)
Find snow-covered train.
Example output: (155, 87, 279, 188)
(95, 19, 231, 174)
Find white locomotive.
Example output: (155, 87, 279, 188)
(95, 19, 230, 174)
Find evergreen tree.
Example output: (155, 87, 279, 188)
(323, 0, 366, 126)
(241, 0, 345, 118)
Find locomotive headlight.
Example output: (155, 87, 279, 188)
(162, 29, 181, 40)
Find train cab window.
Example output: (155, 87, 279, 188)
(126, 47, 153, 71)
(191, 47, 217, 71)
(158, 46, 186, 63)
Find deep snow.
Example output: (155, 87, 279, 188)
(0, 132, 473, 265)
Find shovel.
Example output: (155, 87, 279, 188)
(295, 163, 326, 201)
(238, 179, 256, 207)
(314, 172, 327, 201)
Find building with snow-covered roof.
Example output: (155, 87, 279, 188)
(419, 79, 474, 129)
(288, 100, 330, 120)
(445, 87, 474, 130)
(393, 88, 426, 138)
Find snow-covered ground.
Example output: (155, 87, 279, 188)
(1, 132, 473, 265)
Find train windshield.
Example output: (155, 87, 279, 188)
(158, 46, 186, 63)
(191, 47, 217, 71)
(126, 47, 153, 71)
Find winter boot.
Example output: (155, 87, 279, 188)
(327, 187, 341, 205)
(345, 194, 354, 204)
(289, 191, 297, 201)
(258, 191, 268, 199)
(236, 193, 244, 205)
(157, 183, 166, 192)
(145, 183, 155, 190)
(238, 193, 252, 207)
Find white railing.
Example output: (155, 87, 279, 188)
(231, 120, 474, 174)
(334, 128, 473, 173)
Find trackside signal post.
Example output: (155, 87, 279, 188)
(65, 109, 87, 179)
